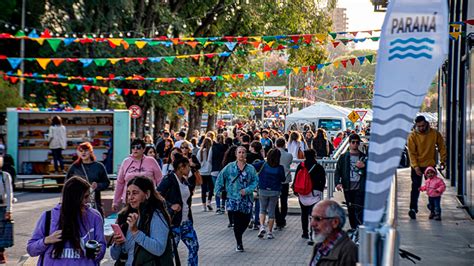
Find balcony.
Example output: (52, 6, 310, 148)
(371, 0, 388, 12)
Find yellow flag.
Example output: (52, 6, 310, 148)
(60, 82, 68, 87)
(333, 61, 340, 68)
(293, 67, 300, 74)
(249, 50, 259, 55)
(37, 58, 51, 70)
(32, 38, 45, 45)
(109, 39, 122, 47)
(256, 72, 265, 80)
(223, 75, 231, 80)
(450, 24, 461, 30)
(96, 76, 104, 80)
(109, 59, 121, 65)
(449, 32, 461, 40)
(314, 34, 326, 42)
(176, 55, 188, 59)
(155, 78, 162, 83)
(189, 77, 196, 83)
(253, 37, 262, 42)
(135, 41, 147, 49)
(138, 90, 146, 96)
(100, 87, 108, 93)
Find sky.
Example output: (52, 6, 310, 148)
(337, 0, 386, 50)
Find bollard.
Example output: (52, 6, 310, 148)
(381, 227, 399, 266)
(358, 226, 378, 266)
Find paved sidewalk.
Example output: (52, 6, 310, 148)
(396, 168, 474, 265)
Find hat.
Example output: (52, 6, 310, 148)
(349, 134, 361, 142)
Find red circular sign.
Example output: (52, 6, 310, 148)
(129, 105, 142, 118)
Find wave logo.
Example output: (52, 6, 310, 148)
(388, 38, 435, 61)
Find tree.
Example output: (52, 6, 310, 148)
(0, 80, 25, 112)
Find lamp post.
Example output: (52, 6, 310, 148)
(261, 59, 266, 122)
(19, 0, 26, 98)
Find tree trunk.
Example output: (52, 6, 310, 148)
(87, 90, 109, 109)
(153, 106, 166, 140)
(187, 97, 203, 140)
(169, 115, 180, 132)
(206, 113, 217, 132)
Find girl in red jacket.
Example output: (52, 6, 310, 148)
(419, 167, 446, 220)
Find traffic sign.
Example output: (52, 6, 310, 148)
(265, 110, 273, 118)
(129, 105, 142, 118)
(347, 111, 361, 123)
(355, 110, 368, 121)
(274, 112, 280, 118)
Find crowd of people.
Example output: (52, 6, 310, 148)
(0, 114, 447, 265)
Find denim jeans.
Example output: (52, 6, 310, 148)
(428, 196, 441, 215)
(212, 175, 224, 209)
(51, 148, 64, 172)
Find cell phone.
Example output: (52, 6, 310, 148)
(111, 224, 124, 239)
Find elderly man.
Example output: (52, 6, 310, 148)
(309, 200, 358, 266)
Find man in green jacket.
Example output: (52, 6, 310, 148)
(335, 134, 367, 229)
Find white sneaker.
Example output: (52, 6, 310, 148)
(267, 232, 274, 239)
(258, 226, 266, 238)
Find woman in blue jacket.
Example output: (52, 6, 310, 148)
(253, 149, 285, 240)
(214, 146, 258, 252)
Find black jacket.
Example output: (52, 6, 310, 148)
(293, 160, 326, 192)
(335, 151, 367, 191)
(211, 143, 227, 172)
(157, 172, 194, 226)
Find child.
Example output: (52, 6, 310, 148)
(419, 167, 446, 220)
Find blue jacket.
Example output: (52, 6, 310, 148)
(253, 161, 285, 192)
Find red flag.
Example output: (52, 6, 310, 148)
(301, 66, 308, 73)
(332, 42, 340, 48)
(341, 60, 348, 68)
(349, 58, 356, 65)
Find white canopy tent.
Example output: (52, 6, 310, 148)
(285, 102, 351, 130)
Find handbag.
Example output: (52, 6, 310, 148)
(194, 171, 203, 186)
(297, 148, 305, 160)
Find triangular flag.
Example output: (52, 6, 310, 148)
(164, 57, 175, 64)
(341, 60, 348, 68)
(465, 19, 474, 25)
(135, 41, 147, 49)
(7, 58, 22, 69)
(28, 29, 39, 38)
(63, 38, 75, 46)
(52, 59, 65, 67)
(450, 24, 461, 30)
(293, 67, 300, 74)
(329, 32, 337, 39)
(46, 39, 62, 52)
(36, 58, 51, 70)
(189, 77, 196, 83)
(94, 59, 108, 67)
(100, 87, 108, 93)
(138, 90, 146, 96)
(14, 30, 26, 37)
(108, 39, 122, 47)
(256, 72, 265, 80)
(366, 54, 374, 63)
(186, 41, 198, 48)
(332, 41, 340, 48)
(333, 61, 340, 68)
(449, 32, 461, 40)
(349, 58, 356, 65)
(195, 38, 207, 45)
(109, 58, 121, 65)
(79, 59, 93, 67)
(225, 42, 237, 51)
(357, 56, 365, 65)
(32, 38, 45, 45)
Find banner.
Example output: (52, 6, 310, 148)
(363, 0, 448, 227)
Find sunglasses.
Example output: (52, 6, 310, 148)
(131, 144, 143, 150)
(312, 216, 335, 222)
(351, 140, 360, 144)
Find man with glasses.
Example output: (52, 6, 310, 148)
(407, 115, 447, 220)
(309, 200, 357, 266)
(335, 134, 367, 229)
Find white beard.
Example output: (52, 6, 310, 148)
(312, 231, 328, 244)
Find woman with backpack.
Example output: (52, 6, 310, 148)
(111, 176, 176, 266)
(27, 177, 106, 265)
(292, 149, 326, 245)
(252, 149, 286, 240)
